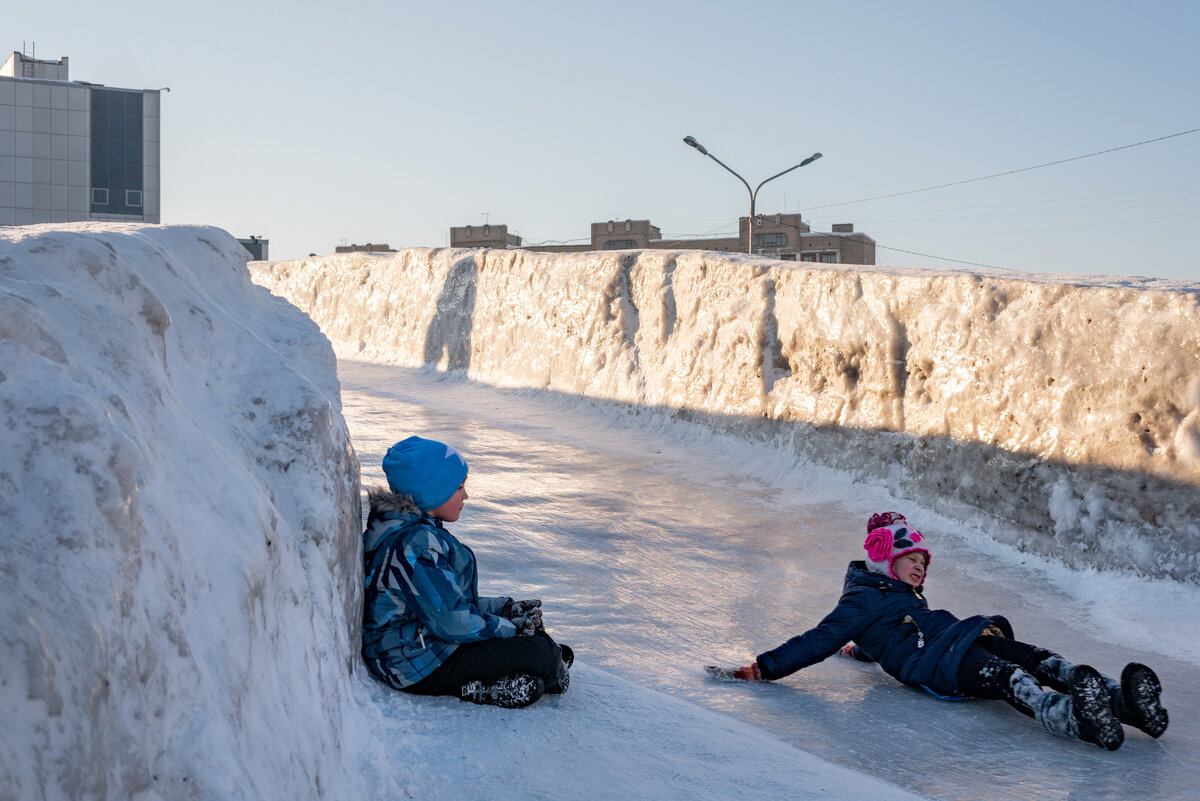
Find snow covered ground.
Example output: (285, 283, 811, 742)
(4, 223, 1199, 800)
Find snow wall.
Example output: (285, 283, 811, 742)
(1, 224, 362, 800)
(252, 247, 1200, 582)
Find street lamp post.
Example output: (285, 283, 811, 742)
(683, 135, 822, 255)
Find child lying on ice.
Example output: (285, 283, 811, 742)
(705, 512, 1168, 751)
(361, 436, 572, 708)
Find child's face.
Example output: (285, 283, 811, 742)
(430, 480, 468, 522)
(892, 552, 927, 587)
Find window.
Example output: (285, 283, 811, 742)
(780, 253, 796, 261)
(820, 253, 838, 263)
(753, 233, 787, 248)
(89, 88, 143, 216)
(800, 253, 817, 262)
(603, 239, 637, 250)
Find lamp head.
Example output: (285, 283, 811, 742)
(683, 135, 709, 156)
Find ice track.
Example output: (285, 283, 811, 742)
(342, 361, 1200, 801)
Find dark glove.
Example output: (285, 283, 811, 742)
(501, 598, 543, 636)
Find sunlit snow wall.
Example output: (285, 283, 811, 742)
(253, 247, 1200, 582)
(1, 224, 361, 800)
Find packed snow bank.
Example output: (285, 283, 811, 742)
(253, 247, 1200, 581)
(0, 224, 361, 799)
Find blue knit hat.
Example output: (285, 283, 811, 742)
(382, 436, 468, 512)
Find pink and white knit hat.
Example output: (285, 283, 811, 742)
(864, 512, 931, 580)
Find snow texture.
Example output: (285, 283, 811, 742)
(0, 224, 360, 799)
(253, 247, 1200, 581)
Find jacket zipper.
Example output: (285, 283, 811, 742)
(902, 614, 926, 648)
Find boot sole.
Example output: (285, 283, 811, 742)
(1070, 665, 1124, 751)
(1122, 663, 1168, 738)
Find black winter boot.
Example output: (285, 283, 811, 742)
(1069, 665, 1124, 751)
(546, 644, 573, 694)
(1118, 663, 1168, 738)
(460, 673, 545, 709)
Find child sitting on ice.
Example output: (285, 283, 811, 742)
(705, 512, 1168, 751)
(361, 436, 572, 708)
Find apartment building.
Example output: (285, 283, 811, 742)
(449, 213, 875, 264)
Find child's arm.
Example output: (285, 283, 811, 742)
(837, 642, 876, 662)
(705, 663, 765, 681)
(388, 538, 520, 642)
(755, 594, 871, 680)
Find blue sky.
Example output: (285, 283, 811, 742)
(11, 1, 1200, 280)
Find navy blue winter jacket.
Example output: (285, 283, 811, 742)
(756, 561, 1011, 697)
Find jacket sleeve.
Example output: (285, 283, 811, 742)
(479, 595, 513, 616)
(386, 536, 517, 642)
(846, 643, 876, 663)
(756, 593, 872, 680)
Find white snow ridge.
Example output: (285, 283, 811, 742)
(254, 246, 1200, 580)
(1, 224, 361, 799)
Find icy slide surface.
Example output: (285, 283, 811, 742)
(254, 247, 1200, 581)
(339, 360, 1200, 801)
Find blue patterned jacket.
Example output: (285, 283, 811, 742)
(361, 488, 516, 688)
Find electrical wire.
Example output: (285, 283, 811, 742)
(800, 127, 1200, 212)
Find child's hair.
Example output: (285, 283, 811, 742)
(863, 512, 931, 580)
(382, 436, 468, 512)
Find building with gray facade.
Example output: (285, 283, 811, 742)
(0, 52, 161, 226)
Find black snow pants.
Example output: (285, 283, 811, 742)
(404, 629, 564, 696)
(955, 635, 1062, 716)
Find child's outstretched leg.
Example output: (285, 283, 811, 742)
(959, 642, 1123, 750)
(973, 635, 1071, 692)
(977, 637, 1169, 738)
(1009, 666, 1124, 751)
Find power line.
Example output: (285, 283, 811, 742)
(828, 182, 1200, 219)
(801, 127, 1200, 212)
(800, 224, 1013, 271)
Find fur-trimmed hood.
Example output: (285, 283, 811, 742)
(366, 485, 422, 517)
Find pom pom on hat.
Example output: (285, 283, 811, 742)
(864, 512, 931, 581)
(382, 436, 468, 512)
(867, 511, 907, 532)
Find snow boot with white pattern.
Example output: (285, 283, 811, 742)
(460, 673, 545, 709)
